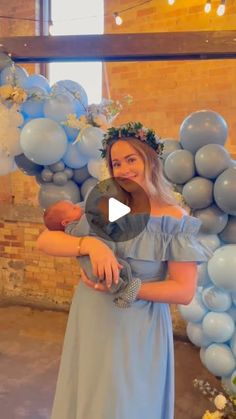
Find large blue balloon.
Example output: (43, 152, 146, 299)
(202, 286, 232, 312)
(208, 245, 236, 292)
(186, 322, 212, 347)
(204, 343, 236, 377)
(25, 74, 50, 92)
(52, 80, 88, 115)
(214, 167, 236, 216)
(43, 93, 76, 123)
(202, 312, 234, 342)
(178, 291, 208, 323)
(63, 142, 89, 169)
(180, 110, 228, 154)
(21, 86, 46, 118)
(38, 180, 81, 209)
(20, 118, 68, 165)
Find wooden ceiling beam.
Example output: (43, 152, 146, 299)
(1, 31, 236, 62)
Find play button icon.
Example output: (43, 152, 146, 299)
(85, 177, 151, 242)
(108, 198, 131, 222)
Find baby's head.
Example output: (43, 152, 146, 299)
(43, 200, 84, 231)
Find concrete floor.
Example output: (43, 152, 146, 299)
(0, 305, 221, 419)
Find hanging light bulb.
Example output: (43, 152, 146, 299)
(217, 0, 226, 16)
(204, 0, 212, 13)
(113, 12, 123, 26)
(168, 0, 175, 4)
(49, 20, 54, 35)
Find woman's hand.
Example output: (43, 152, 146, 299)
(80, 268, 109, 292)
(83, 237, 123, 288)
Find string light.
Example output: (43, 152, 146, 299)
(217, 0, 226, 16)
(168, 0, 175, 5)
(204, 0, 212, 13)
(113, 12, 123, 26)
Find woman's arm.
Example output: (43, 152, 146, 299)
(37, 230, 123, 286)
(137, 261, 197, 305)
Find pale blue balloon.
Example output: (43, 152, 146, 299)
(197, 233, 221, 252)
(87, 158, 104, 179)
(208, 245, 236, 292)
(164, 149, 195, 184)
(73, 165, 90, 185)
(186, 322, 212, 347)
(227, 306, 236, 323)
(38, 180, 81, 209)
(202, 286, 232, 312)
(43, 93, 76, 122)
(41, 168, 53, 182)
(205, 343, 236, 377)
(53, 80, 88, 114)
(80, 177, 98, 200)
(21, 86, 46, 118)
(219, 216, 236, 244)
(48, 160, 65, 173)
(25, 74, 50, 92)
(178, 291, 208, 323)
(80, 127, 104, 159)
(0, 64, 28, 87)
(64, 168, 73, 179)
(193, 204, 228, 234)
(202, 312, 235, 343)
(182, 177, 213, 210)
(162, 139, 182, 160)
(20, 118, 68, 165)
(63, 142, 89, 169)
(53, 172, 68, 186)
(230, 331, 236, 357)
(180, 110, 228, 154)
(214, 167, 236, 216)
(195, 144, 231, 179)
(197, 263, 212, 287)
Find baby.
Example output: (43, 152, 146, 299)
(43, 200, 141, 308)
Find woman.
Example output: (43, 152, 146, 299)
(37, 122, 212, 419)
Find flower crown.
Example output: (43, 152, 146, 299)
(100, 122, 164, 159)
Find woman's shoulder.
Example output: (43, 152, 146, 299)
(151, 204, 188, 219)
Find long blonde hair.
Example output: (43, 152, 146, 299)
(105, 138, 178, 206)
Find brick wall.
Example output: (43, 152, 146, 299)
(104, 0, 236, 158)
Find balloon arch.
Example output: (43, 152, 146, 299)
(0, 59, 236, 393)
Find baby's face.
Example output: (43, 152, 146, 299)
(61, 202, 84, 222)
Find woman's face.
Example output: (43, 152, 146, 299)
(110, 141, 146, 193)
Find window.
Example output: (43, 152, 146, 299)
(49, 0, 104, 104)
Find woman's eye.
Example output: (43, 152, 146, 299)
(128, 158, 136, 163)
(113, 163, 119, 168)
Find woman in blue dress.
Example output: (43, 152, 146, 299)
(37, 122, 212, 419)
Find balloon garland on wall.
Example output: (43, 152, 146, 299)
(0, 54, 132, 208)
(0, 54, 236, 392)
(162, 111, 236, 393)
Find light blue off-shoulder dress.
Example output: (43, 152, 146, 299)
(50, 214, 212, 419)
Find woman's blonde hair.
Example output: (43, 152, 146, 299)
(105, 138, 178, 206)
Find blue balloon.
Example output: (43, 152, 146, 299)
(80, 127, 104, 159)
(41, 168, 53, 182)
(180, 110, 228, 154)
(202, 312, 234, 342)
(43, 93, 76, 123)
(80, 177, 98, 200)
(186, 322, 212, 347)
(20, 118, 68, 165)
(202, 286, 232, 312)
(63, 125, 79, 143)
(230, 331, 236, 357)
(52, 80, 88, 115)
(38, 180, 81, 209)
(21, 86, 46, 118)
(178, 291, 208, 323)
(64, 168, 73, 179)
(204, 343, 236, 377)
(25, 74, 50, 92)
(208, 245, 236, 292)
(48, 161, 65, 173)
(214, 167, 236, 216)
(0, 64, 28, 87)
(72, 165, 90, 185)
(53, 172, 68, 186)
(63, 142, 89, 169)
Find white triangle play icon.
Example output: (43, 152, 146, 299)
(108, 197, 131, 222)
